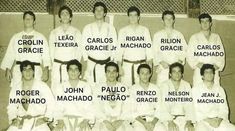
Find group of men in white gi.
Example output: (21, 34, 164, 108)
(1, 1, 235, 131)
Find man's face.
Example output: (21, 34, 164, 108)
(60, 9, 71, 24)
(68, 65, 80, 80)
(200, 18, 212, 31)
(22, 65, 34, 81)
(106, 66, 118, 82)
(23, 14, 35, 28)
(94, 6, 106, 20)
(202, 69, 214, 82)
(170, 66, 183, 81)
(139, 68, 151, 83)
(128, 11, 139, 24)
(163, 14, 174, 28)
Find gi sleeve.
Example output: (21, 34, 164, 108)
(109, 25, 117, 61)
(1, 35, 16, 70)
(116, 28, 125, 62)
(48, 30, 55, 64)
(40, 82, 56, 119)
(75, 30, 83, 61)
(144, 28, 154, 60)
(119, 87, 133, 121)
(183, 83, 196, 123)
(7, 87, 19, 123)
(217, 87, 229, 120)
(81, 26, 90, 61)
(52, 83, 65, 120)
(159, 83, 174, 122)
(187, 35, 198, 69)
(152, 33, 161, 66)
(214, 35, 225, 71)
(177, 33, 188, 64)
(41, 35, 51, 68)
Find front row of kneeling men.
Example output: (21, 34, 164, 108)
(7, 60, 235, 131)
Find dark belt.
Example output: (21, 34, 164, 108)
(173, 115, 185, 120)
(54, 59, 70, 83)
(88, 56, 111, 82)
(140, 115, 149, 122)
(16, 61, 40, 66)
(123, 59, 146, 85)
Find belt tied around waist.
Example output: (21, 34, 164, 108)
(16, 61, 40, 66)
(123, 59, 146, 85)
(88, 56, 111, 82)
(88, 56, 111, 65)
(54, 59, 71, 83)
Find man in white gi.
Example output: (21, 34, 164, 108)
(187, 13, 225, 86)
(93, 62, 132, 131)
(7, 60, 55, 131)
(192, 64, 235, 131)
(129, 64, 167, 131)
(1, 11, 51, 88)
(49, 6, 82, 93)
(160, 62, 195, 131)
(82, 2, 117, 84)
(117, 6, 153, 86)
(153, 10, 187, 86)
(53, 60, 93, 131)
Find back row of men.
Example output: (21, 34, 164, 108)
(1, 2, 225, 91)
(6, 60, 235, 131)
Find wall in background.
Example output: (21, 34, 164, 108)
(0, 13, 234, 129)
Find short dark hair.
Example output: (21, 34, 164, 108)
(58, 5, 73, 18)
(169, 62, 184, 74)
(127, 6, 140, 16)
(93, 2, 107, 14)
(137, 64, 151, 74)
(66, 59, 82, 72)
(105, 62, 119, 73)
(23, 11, 36, 21)
(200, 64, 215, 76)
(162, 10, 175, 20)
(20, 60, 35, 72)
(198, 13, 212, 23)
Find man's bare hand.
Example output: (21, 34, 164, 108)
(104, 120, 115, 131)
(42, 67, 49, 82)
(78, 119, 91, 131)
(184, 121, 194, 131)
(5, 68, 12, 82)
(35, 117, 47, 127)
(53, 120, 65, 131)
(168, 120, 179, 131)
(11, 118, 21, 128)
(112, 120, 123, 130)
(205, 117, 222, 128)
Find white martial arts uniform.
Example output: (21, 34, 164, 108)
(49, 25, 82, 93)
(187, 32, 225, 86)
(54, 80, 94, 131)
(0, 30, 51, 88)
(7, 80, 55, 131)
(192, 82, 235, 131)
(153, 29, 187, 85)
(92, 82, 132, 131)
(129, 83, 167, 131)
(160, 79, 195, 131)
(116, 25, 153, 86)
(82, 22, 117, 84)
